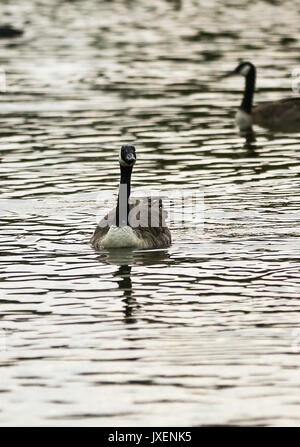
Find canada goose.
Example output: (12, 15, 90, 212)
(90, 145, 171, 250)
(224, 61, 300, 133)
(0, 25, 23, 38)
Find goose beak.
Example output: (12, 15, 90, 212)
(125, 154, 136, 165)
(220, 69, 237, 79)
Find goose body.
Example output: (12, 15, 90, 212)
(252, 97, 300, 132)
(225, 62, 300, 133)
(94, 225, 144, 249)
(90, 145, 171, 250)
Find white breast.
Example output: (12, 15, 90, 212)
(100, 225, 145, 249)
(235, 109, 252, 130)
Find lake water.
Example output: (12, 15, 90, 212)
(0, 0, 300, 426)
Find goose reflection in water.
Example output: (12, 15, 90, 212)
(97, 249, 170, 324)
(113, 265, 136, 325)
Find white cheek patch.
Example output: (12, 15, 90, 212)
(119, 151, 130, 167)
(240, 65, 251, 76)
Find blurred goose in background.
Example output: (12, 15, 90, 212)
(223, 61, 300, 133)
(0, 25, 23, 38)
(91, 145, 171, 250)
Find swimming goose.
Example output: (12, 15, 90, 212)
(0, 25, 23, 38)
(90, 145, 172, 249)
(224, 61, 300, 133)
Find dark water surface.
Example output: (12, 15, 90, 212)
(0, 0, 300, 426)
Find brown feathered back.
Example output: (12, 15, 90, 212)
(253, 97, 300, 132)
(90, 197, 171, 249)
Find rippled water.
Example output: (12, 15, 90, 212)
(0, 0, 300, 427)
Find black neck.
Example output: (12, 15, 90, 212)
(116, 165, 132, 227)
(241, 67, 256, 114)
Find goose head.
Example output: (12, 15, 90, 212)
(223, 61, 255, 78)
(119, 145, 136, 168)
